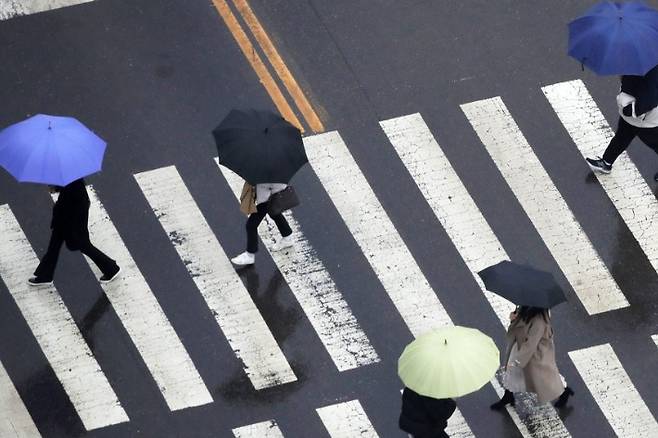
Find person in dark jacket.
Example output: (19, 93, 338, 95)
(399, 387, 456, 438)
(28, 179, 121, 286)
(586, 65, 658, 177)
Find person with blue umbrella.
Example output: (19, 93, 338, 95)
(567, 1, 658, 178)
(0, 114, 121, 286)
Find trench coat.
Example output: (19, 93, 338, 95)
(51, 179, 91, 251)
(502, 313, 564, 404)
(399, 387, 455, 438)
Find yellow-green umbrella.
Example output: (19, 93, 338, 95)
(398, 326, 499, 398)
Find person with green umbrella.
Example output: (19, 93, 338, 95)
(398, 326, 499, 437)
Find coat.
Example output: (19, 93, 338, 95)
(399, 387, 456, 438)
(502, 313, 564, 403)
(618, 65, 658, 128)
(51, 179, 91, 250)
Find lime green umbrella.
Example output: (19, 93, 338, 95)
(398, 326, 499, 398)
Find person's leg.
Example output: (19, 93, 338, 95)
(632, 126, 658, 181)
(232, 203, 267, 265)
(78, 239, 119, 278)
(602, 117, 638, 164)
(267, 202, 294, 251)
(554, 386, 575, 408)
(490, 390, 515, 410)
(32, 231, 65, 282)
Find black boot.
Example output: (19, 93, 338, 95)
(490, 390, 515, 410)
(554, 387, 574, 408)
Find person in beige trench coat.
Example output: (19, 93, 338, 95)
(490, 306, 574, 410)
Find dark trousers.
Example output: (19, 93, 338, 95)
(602, 117, 658, 164)
(246, 201, 292, 253)
(34, 230, 118, 281)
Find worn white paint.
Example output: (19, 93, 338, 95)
(76, 186, 212, 410)
(0, 204, 128, 430)
(569, 343, 658, 437)
(0, 360, 41, 437)
(316, 399, 378, 438)
(653, 334, 658, 348)
(543, 80, 658, 281)
(232, 419, 284, 438)
(0, 0, 93, 20)
(134, 166, 296, 389)
(461, 97, 629, 315)
(380, 113, 515, 325)
(304, 131, 452, 337)
(217, 161, 379, 371)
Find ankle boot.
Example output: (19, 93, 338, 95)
(554, 386, 574, 408)
(490, 390, 515, 410)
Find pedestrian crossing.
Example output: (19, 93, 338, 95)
(1, 79, 658, 437)
(0, 0, 93, 21)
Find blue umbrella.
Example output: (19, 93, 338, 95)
(0, 114, 106, 186)
(568, 1, 658, 76)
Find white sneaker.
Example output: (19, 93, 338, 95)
(272, 235, 294, 252)
(231, 252, 255, 265)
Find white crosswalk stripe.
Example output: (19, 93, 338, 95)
(0, 359, 41, 438)
(217, 161, 380, 371)
(0, 0, 93, 20)
(304, 131, 452, 336)
(79, 186, 213, 410)
(0, 204, 128, 430)
(461, 97, 629, 315)
(653, 334, 658, 348)
(134, 166, 297, 389)
(382, 113, 571, 438)
(316, 399, 378, 438)
(543, 80, 658, 282)
(569, 343, 658, 437)
(232, 419, 284, 438)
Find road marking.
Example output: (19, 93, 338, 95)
(380, 113, 515, 325)
(569, 343, 658, 437)
(217, 161, 379, 371)
(461, 97, 629, 315)
(304, 131, 452, 336)
(210, 0, 303, 131)
(231, 0, 324, 133)
(543, 80, 658, 282)
(134, 166, 296, 389)
(653, 334, 658, 348)
(78, 186, 213, 411)
(382, 114, 572, 437)
(0, 360, 41, 437)
(0, 0, 92, 20)
(0, 204, 128, 430)
(316, 400, 378, 438)
(233, 419, 284, 438)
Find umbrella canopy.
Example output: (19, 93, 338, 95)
(0, 114, 106, 186)
(213, 109, 307, 184)
(477, 261, 567, 309)
(568, 1, 658, 75)
(398, 326, 499, 399)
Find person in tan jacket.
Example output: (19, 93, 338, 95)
(490, 306, 574, 410)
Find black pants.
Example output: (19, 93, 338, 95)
(602, 117, 658, 164)
(34, 230, 118, 281)
(246, 201, 292, 253)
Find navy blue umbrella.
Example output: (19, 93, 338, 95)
(477, 261, 567, 309)
(568, 1, 658, 76)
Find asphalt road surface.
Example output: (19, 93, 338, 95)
(0, 1, 657, 437)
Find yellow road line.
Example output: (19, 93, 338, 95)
(232, 0, 325, 133)
(211, 0, 304, 131)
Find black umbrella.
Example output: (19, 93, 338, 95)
(477, 261, 567, 309)
(213, 109, 308, 184)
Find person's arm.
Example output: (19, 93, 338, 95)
(511, 319, 544, 368)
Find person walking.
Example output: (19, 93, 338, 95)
(586, 65, 658, 176)
(230, 182, 294, 266)
(28, 178, 121, 286)
(490, 306, 574, 410)
(399, 387, 456, 438)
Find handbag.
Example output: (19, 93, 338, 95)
(239, 182, 257, 216)
(268, 186, 299, 216)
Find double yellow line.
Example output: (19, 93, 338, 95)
(212, 0, 324, 133)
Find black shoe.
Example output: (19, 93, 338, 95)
(490, 390, 515, 410)
(99, 266, 121, 284)
(554, 387, 574, 408)
(586, 157, 612, 174)
(27, 276, 53, 287)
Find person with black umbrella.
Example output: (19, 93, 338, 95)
(478, 261, 574, 410)
(213, 109, 307, 266)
